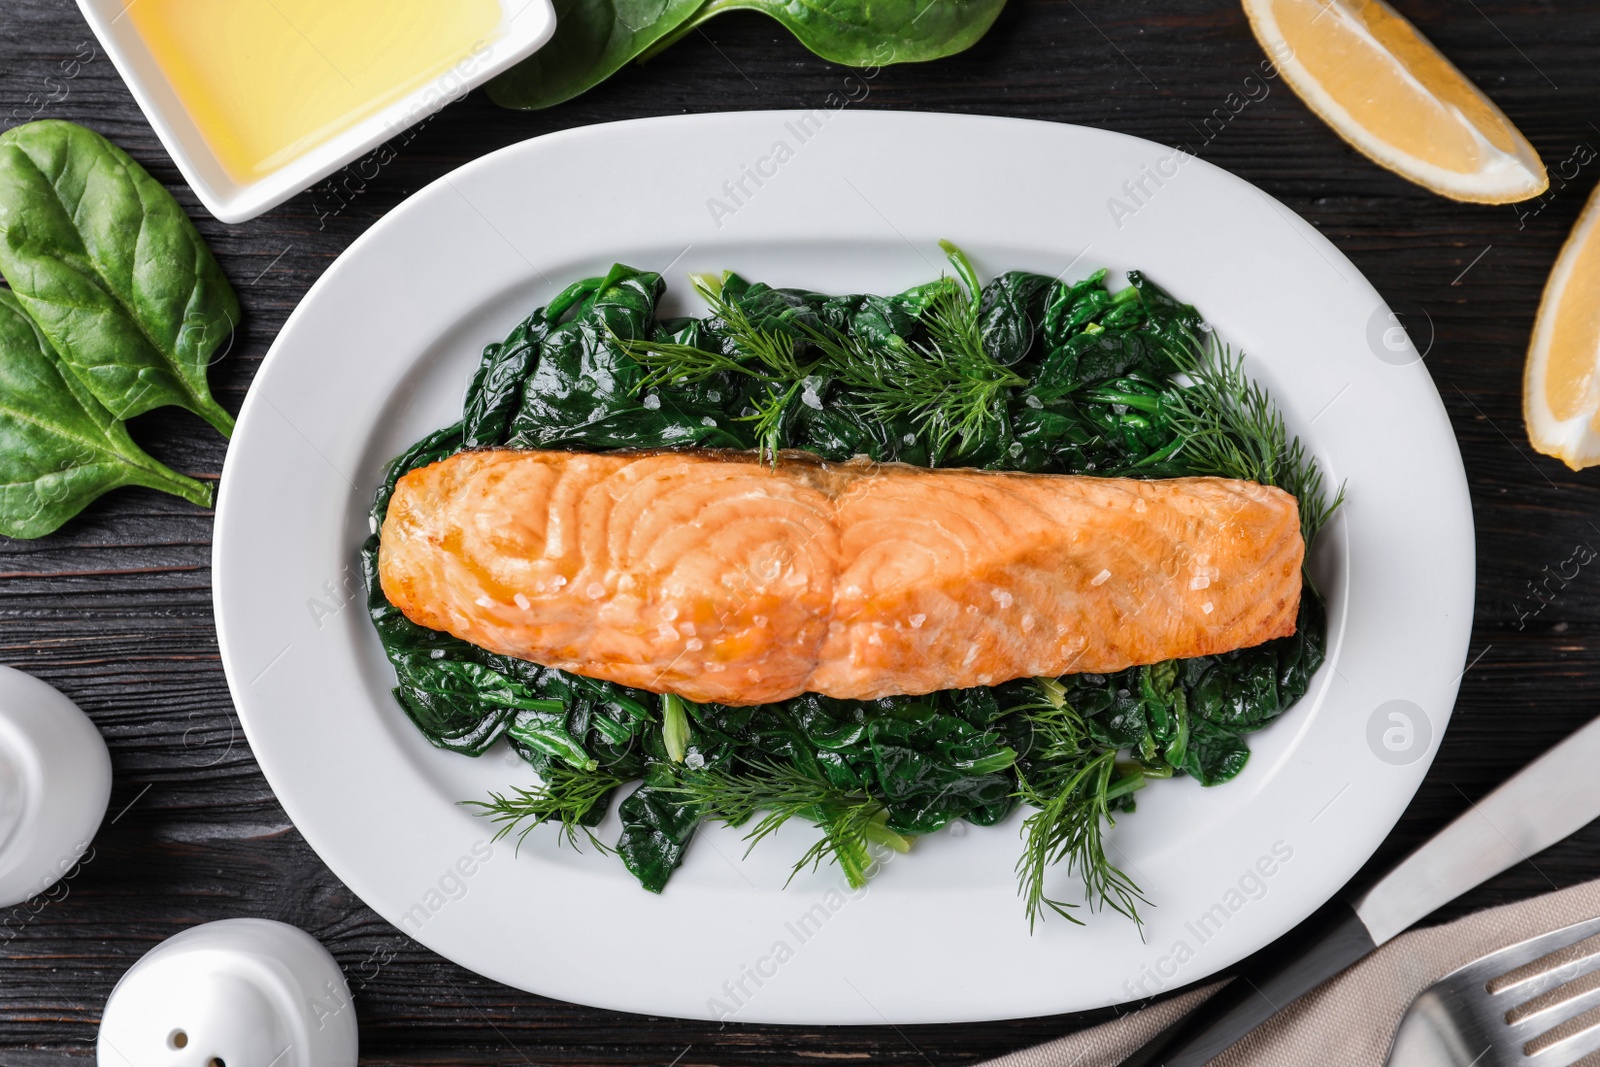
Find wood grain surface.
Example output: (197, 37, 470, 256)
(2, 0, 1599, 1062)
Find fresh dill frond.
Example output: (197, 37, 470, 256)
(1016, 752, 1147, 930)
(840, 241, 1024, 456)
(464, 765, 626, 854)
(813, 323, 1025, 459)
(1152, 335, 1345, 545)
(1015, 679, 1149, 931)
(697, 278, 813, 381)
(622, 335, 761, 393)
(922, 278, 985, 359)
(614, 276, 810, 392)
(664, 759, 912, 888)
(740, 380, 803, 461)
(790, 244, 1023, 457)
(615, 245, 1028, 461)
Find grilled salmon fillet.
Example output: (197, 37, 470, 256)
(379, 449, 1304, 705)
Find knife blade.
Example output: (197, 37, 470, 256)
(1116, 714, 1600, 1067)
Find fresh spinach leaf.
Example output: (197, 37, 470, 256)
(488, 0, 1007, 110)
(0, 120, 238, 436)
(485, 0, 709, 110)
(646, 0, 1007, 73)
(0, 288, 211, 538)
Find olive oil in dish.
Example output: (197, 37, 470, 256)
(125, 0, 501, 180)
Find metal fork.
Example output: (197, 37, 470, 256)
(1386, 914, 1600, 1066)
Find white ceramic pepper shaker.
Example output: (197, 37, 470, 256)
(97, 918, 358, 1067)
(0, 665, 112, 909)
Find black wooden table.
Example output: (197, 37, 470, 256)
(3, 0, 1599, 1062)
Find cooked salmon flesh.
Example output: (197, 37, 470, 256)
(378, 449, 1304, 706)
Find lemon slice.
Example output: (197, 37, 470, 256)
(1241, 0, 1547, 203)
(1526, 183, 1600, 470)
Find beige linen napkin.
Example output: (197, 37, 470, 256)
(982, 878, 1600, 1067)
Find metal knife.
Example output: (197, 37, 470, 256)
(1116, 714, 1600, 1067)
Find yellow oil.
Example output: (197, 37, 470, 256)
(126, 0, 502, 181)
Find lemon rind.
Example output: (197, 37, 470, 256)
(1525, 182, 1600, 470)
(1242, 0, 1548, 205)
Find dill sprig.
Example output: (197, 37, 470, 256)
(1160, 336, 1344, 545)
(617, 244, 1026, 461)
(627, 336, 757, 393)
(621, 274, 809, 395)
(799, 314, 1026, 459)
(1014, 679, 1149, 931)
(663, 759, 912, 888)
(1089, 332, 1344, 546)
(744, 380, 804, 458)
(463, 765, 627, 853)
(823, 241, 1027, 456)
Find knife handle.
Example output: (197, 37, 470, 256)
(1116, 901, 1377, 1067)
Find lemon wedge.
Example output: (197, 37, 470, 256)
(1241, 0, 1547, 203)
(1526, 183, 1600, 470)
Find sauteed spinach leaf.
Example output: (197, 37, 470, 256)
(364, 244, 1339, 927)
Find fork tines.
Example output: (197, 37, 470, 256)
(1422, 914, 1600, 1066)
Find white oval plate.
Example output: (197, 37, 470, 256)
(214, 111, 1474, 1025)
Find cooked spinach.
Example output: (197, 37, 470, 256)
(0, 121, 238, 437)
(364, 244, 1339, 926)
(0, 288, 212, 537)
(487, 0, 1006, 110)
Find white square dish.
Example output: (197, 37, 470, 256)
(74, 0, 556, 223)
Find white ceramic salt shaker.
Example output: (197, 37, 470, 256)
(98, 918, 358, 1067)
(0, 665, 112, 909)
